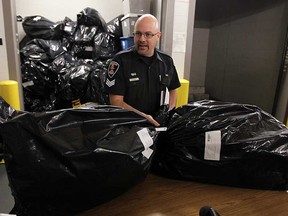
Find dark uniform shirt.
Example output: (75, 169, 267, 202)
(105, 47, 181, 116)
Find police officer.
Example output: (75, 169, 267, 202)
(105, 14, 180, 126)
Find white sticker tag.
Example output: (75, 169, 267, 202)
(155, 127, 167, 132)
(142, 148, 153, 159)
(85, 46, 93, 51)
(64, 26, 72, 31)
(204, 130, 221, 161)
(137, 128, 153, 149)
(22, 80, 34, 87)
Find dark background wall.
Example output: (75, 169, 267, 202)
(192, 0, 288, 115)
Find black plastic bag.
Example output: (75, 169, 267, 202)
(73, 7, 108, 56)
(21, 61, 57, 96)
(72, 24, 97, 59)
(154, 105, 173, 127)
(107, 14, 124, 37)
(0, 97, 21, 123)
(20, 42, 50, 63)
(0, 97, 23, 161)
(55, 63, 92, 108)
(74, 25, 98, 45)
(81, 60, 110, 105)
(23, 91, 57, 112)
(0, 97, 157, 216)
(93, 32, 120, 60)
(21, 39, 67, 63)
(22, 15, 64, 40)
(151, 100, 288, 190)
(50, 53, 76, 74)
(20, 39, 66, 111)
(62, 16, 77, 37)
(55, 59, 109, 108)
(76, 7, 107, 32)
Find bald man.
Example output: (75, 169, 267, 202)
(105, 14, 180, 126)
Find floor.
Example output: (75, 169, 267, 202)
(79, 174, 288, 216)
(2, 161, 288, 216)
(0, 163, 14, 214)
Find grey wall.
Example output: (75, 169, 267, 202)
(193, 0, 288, 115)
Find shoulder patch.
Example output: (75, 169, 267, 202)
(108, 61, 119, 78)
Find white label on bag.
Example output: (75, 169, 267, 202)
(22, 80, 34, 87)
(137, 128, 154, 159)
(64, 26, 72, 31)
(204, 130, 221, 161)
(155, 127, 167, 132)
(137, 128, 153, 149)
(142, 148, 153, 159)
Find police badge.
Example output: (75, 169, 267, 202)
(108, 61, 119, 78)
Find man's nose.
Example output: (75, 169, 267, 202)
(139, 34, 146, 40)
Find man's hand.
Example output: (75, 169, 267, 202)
(144, 114, 160, 127)
(109, 94, 160, 126)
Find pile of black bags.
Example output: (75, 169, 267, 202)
(20, 8, 124, 112)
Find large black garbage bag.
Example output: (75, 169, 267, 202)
(107, 14, 124, 37)
(0, 97, 23, 160)
(50, 53, 76, 74)
(93, 32, 120, 60)
(21, 61, 57, 97)
(21, 41, 50, 63)
(74, 25, 98, 45)
(55, 62, 93, 108)
(55, 59, 109, 109)
(0, 97, 21, 123)
(72, 7, 108, 59)
(21, 59, 58, 112)
(151, 100, 288, 190)
(77, 7, 107, 32)
(0, 98, 157, 216)
(19, 29, 69, 111)
(72, 25, 97, 59)
(81, 60, 110, 105)
(62, 16, 77, 38)
(22, 15, 64, 40)
(23, 91, 57, 112)
(21, 39, 67, 63)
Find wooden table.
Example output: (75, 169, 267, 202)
(79, 173, 288, 216)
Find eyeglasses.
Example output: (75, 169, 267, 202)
(133, 32, 159, 39)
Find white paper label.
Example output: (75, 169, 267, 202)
(137, 128, 153, 149)
(142, 148, 153, 159)
(155, 127, 167, 132)
(85, 46, 93, 51)
(204, 130, 221, 161)
(64, 26, 72, 31)
(22, 80, 34, 87)
(137, 128, 154, 159)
